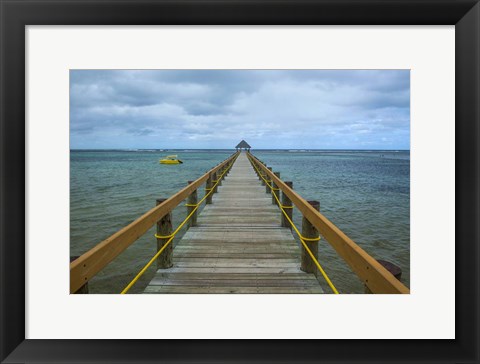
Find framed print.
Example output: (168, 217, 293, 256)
(1, 0, 479, 363)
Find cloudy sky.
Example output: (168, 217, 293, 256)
(70, 70, 410, 150)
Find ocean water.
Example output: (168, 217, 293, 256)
(70, 149, 410, 294)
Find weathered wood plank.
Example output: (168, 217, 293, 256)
(144, 286, 323, 294)
(152, 273, 317, 280)
(175, 248, 298, 253)
(174, 254, 298, 259)
(175, 244, 298, 249)
(173, 261, 302, 268)
(174, 258, 300, 264)
(174, 250, 299, 256)
(149, 278, 320, 287)
(159, 267, 305, 274)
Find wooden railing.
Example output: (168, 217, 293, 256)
(248, 152, 410, 294)
(70, 152, 239, 293)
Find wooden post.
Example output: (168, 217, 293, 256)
(212, 171, 219, 193)
(187, 181, 198, 228)
(217, 166, 223, 186)
(281, 181, 293, 228)
(265, 167, 272, 194)
(70, 256, 89, 294)
(156, 199, 173, 269)
(365, 260, 402, 293)
(259, 163, 266, 185)
(206, 173, 213, 204)
(272, 172, 280, 205)
(301, 200, 320, 275)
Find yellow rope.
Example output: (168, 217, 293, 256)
(154, 233, 174, 239)
(299, 239, 339, 294)
(300, 236, 321, 242)
(247, 154, 339, 294)
(121, 154, 239, 294)
(185, 203, 198, 207)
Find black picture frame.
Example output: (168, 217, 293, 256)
(1, 1, 478, 363)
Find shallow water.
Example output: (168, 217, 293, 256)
(70, 149, 409, 294)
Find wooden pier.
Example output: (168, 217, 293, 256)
(144, 152, 323, 294)
(70, 146, 410, 295)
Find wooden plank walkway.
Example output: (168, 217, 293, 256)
(144, 152, 323, 293)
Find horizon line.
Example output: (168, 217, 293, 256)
(70, 148, 410, 151)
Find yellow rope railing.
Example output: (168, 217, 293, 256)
(247, 153, 339, 294)
(120, 154, 238, 294)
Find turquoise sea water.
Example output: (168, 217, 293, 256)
(70, 150, 410, 294)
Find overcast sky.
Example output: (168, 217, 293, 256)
(70, 70, 410, 150)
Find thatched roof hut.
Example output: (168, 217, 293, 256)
(235, 140, 251, 150)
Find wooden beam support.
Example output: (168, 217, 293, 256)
(301, 200, 320, 276)
(206, 173, 213, 204)
(265, 167, 272, 194)
(70, 256, 89, 294)
(187, 181, 198, 228)
(281, 181, 293, 229)
(156, 198, 173, 269)
(272, 172, 280, 205)
(212, 171, 219, 193)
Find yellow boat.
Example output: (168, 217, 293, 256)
(159, 155, 183, 164)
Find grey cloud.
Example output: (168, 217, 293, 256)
(70, 70, 410, 149)
(127, 128, 155, 136)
